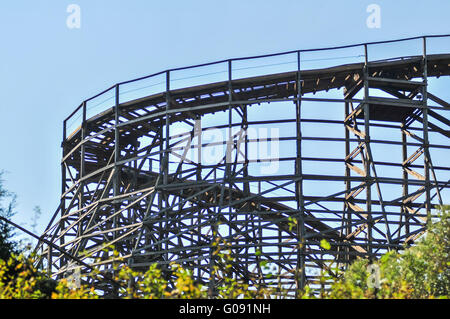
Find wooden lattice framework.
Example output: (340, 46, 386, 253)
(36, 36, 450, 296)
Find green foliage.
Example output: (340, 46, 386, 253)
(0, 172, 18, 261)
(30, 206, 42, 235)
(0, 253, 57, 299)
(0, 194, 448, 299)
(315, 205, 450, 299)
(82, 239, 278, 299)
(320, 239, 331, 250)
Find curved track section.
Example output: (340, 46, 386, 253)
(37, 37, 450, 296)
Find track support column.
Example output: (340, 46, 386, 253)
(295, 51, 306, 294)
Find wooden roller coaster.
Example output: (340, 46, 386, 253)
(36, 35, 450, 297)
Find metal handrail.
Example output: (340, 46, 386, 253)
(63, 34, 450, 137)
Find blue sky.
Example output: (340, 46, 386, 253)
(0, 0, 449, 237)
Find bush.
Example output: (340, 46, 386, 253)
(316, 205, 450, 299)
(0, 172, 18, 261)
(0, 202, 448, 299)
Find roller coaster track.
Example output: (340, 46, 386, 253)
(36, 35, 450, 296)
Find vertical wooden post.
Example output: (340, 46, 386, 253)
(344, 100, 351, 266)
(363, 44, 373, 258)
(164, 70, 171, 261)
(422, 37, 431, 219)
(78, 102, 87, 238)
(295, 50, 306, 294)
(114, 85, 120, 237)
(401, 121, 409, 237)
